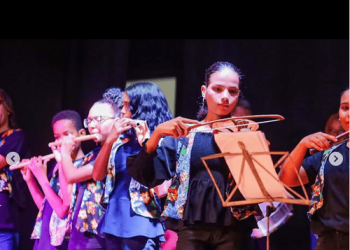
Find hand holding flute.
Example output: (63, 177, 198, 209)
(10, 134, 99, 170)
(104, 118, 149, 146)
(18, 155, 51, 197)
(10, 153, 57, 170)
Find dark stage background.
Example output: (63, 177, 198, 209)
(1, 39, 348, 250)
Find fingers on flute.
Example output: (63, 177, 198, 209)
(20, 159, 30, 173)
(53, 139, 62, 147)
(20, 158, 29, 164)
(66, 133, 76, 142)
(20, 166, 28, 177)
(29, 157, 36, 169)
(43, 158, 50, 167)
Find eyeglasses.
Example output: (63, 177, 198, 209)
(83, 116, 114, 128)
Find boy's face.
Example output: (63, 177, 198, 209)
(52, 119, 84, 153)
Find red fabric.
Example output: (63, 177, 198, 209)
(160, 229, 178, 250)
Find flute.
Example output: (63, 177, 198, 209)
(48, 134, 99, 147)
(9, 153, 56, 170)
(9, 134, 99, 170)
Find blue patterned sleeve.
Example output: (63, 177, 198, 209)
(127, 136, 178, 188)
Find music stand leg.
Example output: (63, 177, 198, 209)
(266, 205, 276, 250)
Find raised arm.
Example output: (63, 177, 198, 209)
(144, 117, 200, 153)
(28, 156, 69, 218)
(126, 117, 199, 188)
(57, 162, 73, 206)
(279, 131, 337, 187)
(59, 134, 94, 184)
(20, 160, 44, 209)
(92, 118, 135, 181)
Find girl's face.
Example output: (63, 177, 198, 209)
(87, 103, 115, 143)
(121, 92, 132, 118)
(339, 89, 349, 132)
(202, 68, 240, 120)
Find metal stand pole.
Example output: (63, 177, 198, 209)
(266, 205, 276, 250)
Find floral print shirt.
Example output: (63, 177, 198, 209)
(68, 147, 106, 235)
(31, 158, 84, 246)
(103, 136, 162, 219)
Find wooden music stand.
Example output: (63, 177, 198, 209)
(201, 131, 312, 250)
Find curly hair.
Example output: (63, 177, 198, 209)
(96, 87, 123, 118)
(197, 61, 243, 121)
(125, 82, 173, 134)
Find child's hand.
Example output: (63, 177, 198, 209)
(60, 134, 76, 156)
(133, 120, 150, 146)
(20, 159, 33, 182)
(154, 117, 199, 138)
(28, 156, 50, 184)
(300, 132, 337, 151)
(105, 118, 135, 144)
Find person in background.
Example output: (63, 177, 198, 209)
(324, 112, 345, 137)
(231, 98, 252, 117)
(0, 88, 33, 250)
(279, 88, 349, 250)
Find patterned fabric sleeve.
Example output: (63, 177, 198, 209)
(31, 167, 62, 241)
(101, 138, 125, 207)
(68, 147, 106, 235)
(306, 143, 344, 220)
(126, 136, 178, 188)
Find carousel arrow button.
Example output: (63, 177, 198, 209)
(329, 152, 343, 166)
(6, 152, 20, 166)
